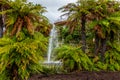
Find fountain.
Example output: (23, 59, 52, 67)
(47, 25, 58, 63)
(44, 25, 62, 65)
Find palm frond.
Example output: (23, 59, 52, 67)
(24, 16, 34, 35)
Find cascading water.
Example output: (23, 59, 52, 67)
(43, 25, 62, 70)
(47, 25, 58, 63)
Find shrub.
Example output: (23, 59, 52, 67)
(104, 41, 120, 71)
(92, 41, 120, 71)
(0, 32, 48, 80)
(54, 45, 94, 72)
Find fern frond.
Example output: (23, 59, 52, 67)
(24, 16, 34, 35)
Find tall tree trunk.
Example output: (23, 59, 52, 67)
(0, 5, 3, 38)
(100, 37, 107, 62)
(94, 32, 100, 55)
(81, 14, 86, 53)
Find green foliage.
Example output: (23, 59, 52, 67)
(92, 55, 107, 71)
(41, 64, 63, 74)
(55, 45, 93, 72)
(104, 41, 120, 71)
(55, 0, 120, 73)
(0, 0, 49, 37)
(0, 0, 51, 80)
(90, 41, 120, 72)
(54, 43, 120, 72)
(0, 70, 10, 80)
(90, 41, 120, 71)
(58, 26, 81, 44)
(0, 32, 48, 80)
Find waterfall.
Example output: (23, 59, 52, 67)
(47, 25, 58, 63)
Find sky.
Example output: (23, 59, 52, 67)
(28, 0, 77, 23)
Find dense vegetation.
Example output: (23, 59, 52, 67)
(55, 0, 120, 72)
(0, 0, 51, 80)
(0, 0, 120, 80)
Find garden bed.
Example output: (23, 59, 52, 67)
(29, 71, 120, 80)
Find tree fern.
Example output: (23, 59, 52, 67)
(55, 45, 94, 72)
(0, 0, 50, 37)
(0, 32, 48, 80)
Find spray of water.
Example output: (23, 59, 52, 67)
(47, 25, 58, 63)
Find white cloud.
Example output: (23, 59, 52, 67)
(28, 0, 77, 23)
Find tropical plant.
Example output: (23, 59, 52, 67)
(57, 26, 81, 44)
(86, 0, 120, 61)
(0, 32, 48, 80)
(0, 0, 50, 80)
(89, 40, 120, 71)
(0, 0, 49, 37)
(35, 17, 52, 36)
(54, 0, 120, 72)
(104, 41, 120, 71)
(54, 45, 94, 72)
(56, 0, 92, 52)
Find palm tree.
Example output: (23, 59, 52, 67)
(35, 16, 52, 36)
(88, 0, 120, 61)
(55, 0, 96, 53)
(0, 0, 50, 80)
(0, 0, 48, 37)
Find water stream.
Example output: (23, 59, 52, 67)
(43, 25, 62, 69)
(47, 25, 58, 63)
